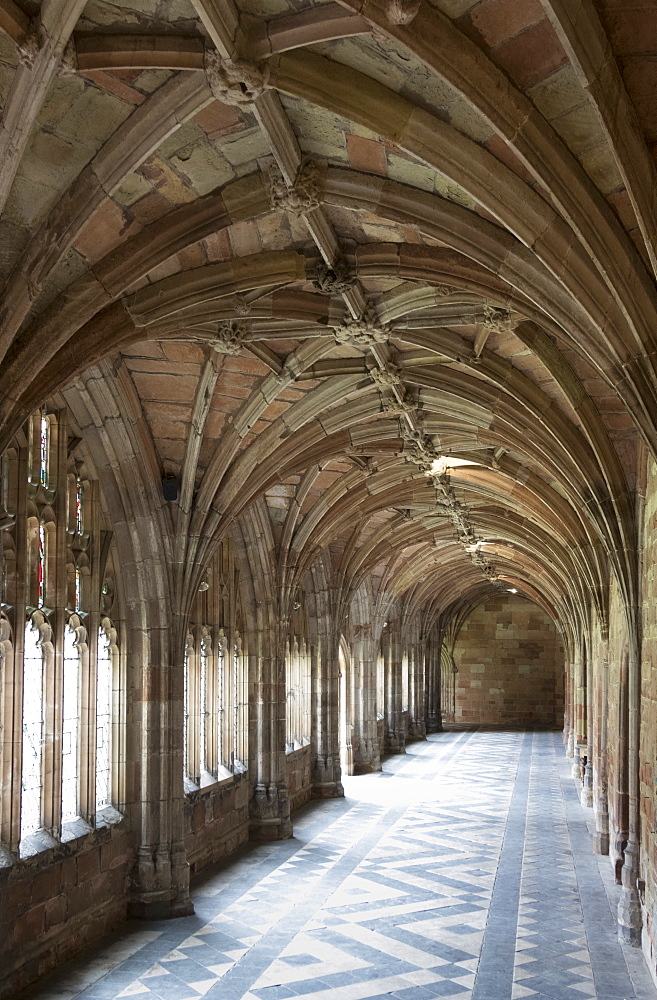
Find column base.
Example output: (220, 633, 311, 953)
(593, 830, 610, 855)
(249, 817, 293, 841)
(129, 847, 194, 920)
(384, 731, 406, 754)
(353, 760, 382, 775)
(618, 885, 643, 946)
(311, 780, 345, 799)
(249, 783, 293, 841)
(580, 786, 593, 808)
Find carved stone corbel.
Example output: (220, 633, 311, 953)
(483, 304, 516, 335)
(382, 395, 414, 414)
(58, 38, 77, 76)
(334, 306, 390, 347)
(312, 259, 357, 294)
(269, 160, 322, 216)
(205, 48, 270, 106)
(16, 24, 43, 69)
(370, 363, 403, 388)
(210, 319, 248, 355)
(385, 0, 421, 25)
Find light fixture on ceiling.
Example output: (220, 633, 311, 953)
(198, 581, 209, 592)
(507, 588, 517, 593)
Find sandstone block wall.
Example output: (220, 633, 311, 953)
(0, 826, 134, 996)
(287, 745, 313, 812)
(184, 776, 250, 876)
(454, 593, 564, 726)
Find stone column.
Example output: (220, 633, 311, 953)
(572, 642, 586, 781)
(593, 634, 610, 854)
(408, 633, 427, 740)
(383, 622, 405, 753)
(425, 630, 442, 733)
(129, 617, 193, 919)
(249, 616, 293, 840)
(311, 628, 344, 799)
(351, 624, 381, 774)
(618, 629, 642, 945)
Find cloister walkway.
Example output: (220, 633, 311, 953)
(22, 730, 657, 1000)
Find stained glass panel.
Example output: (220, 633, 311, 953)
(39, 414, 48, 486)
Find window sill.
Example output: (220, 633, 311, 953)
(2, 810, 127, 871)
(184, 765, 248, 798)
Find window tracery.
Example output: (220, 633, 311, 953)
(183, 540, 248, 791)
(0, 406, 124, 860)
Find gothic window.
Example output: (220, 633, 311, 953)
(95, 623, 114, 811)
(183, 540, 248, 792)
(183, 633, 193, 783)
(285, 634, 311, 752)
(0, 405, 124, 860)
(62, 620, 82, 824)
(21, 617, 45, 842)
(39, 413, 49, 487)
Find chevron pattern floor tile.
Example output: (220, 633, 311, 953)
(19, 730, 657, 1000)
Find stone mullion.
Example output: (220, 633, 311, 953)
(206, 629, 218, 778)
(384, 625, 404, 753)
(80, 480, 101, 823)
(112, 619, 127, 813)
(2, 443, 27, 853)
(311, 628, 343, 798)
(77, 629, 94, 822)
(43, 409, 68, 838)
(189, 630, 201, 785)
(237, 634, 248, 766)
(220, 631, 229, 769)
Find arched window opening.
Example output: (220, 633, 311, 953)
(4, 408, 124, 856)
(96, 624, 113, 811)
(199, 630, 210, 778)
(21, 619, 44, 842)
(216, 630, 225, 770)
(37, 524, 46, 609)
(62, 621, 81, 824)
(232, 631, 247, 771)
(39, 414, 49, 487)
(285, 634, 311, 753)
(183, 540, 248, 791)
(183, 633, 193, 783)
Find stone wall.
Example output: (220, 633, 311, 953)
(184, 776, 250, 876)
(641, 453, 657, 970)
(0, 825, 134, 997)
(453, 593, 564, 726)
(287, 745, 313, 812)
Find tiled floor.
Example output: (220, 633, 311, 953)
(22, 729, 657, 1000)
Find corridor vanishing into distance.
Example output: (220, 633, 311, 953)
(22, 730, 657, 1000)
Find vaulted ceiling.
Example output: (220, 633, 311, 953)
(1, 0, 655, 637)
